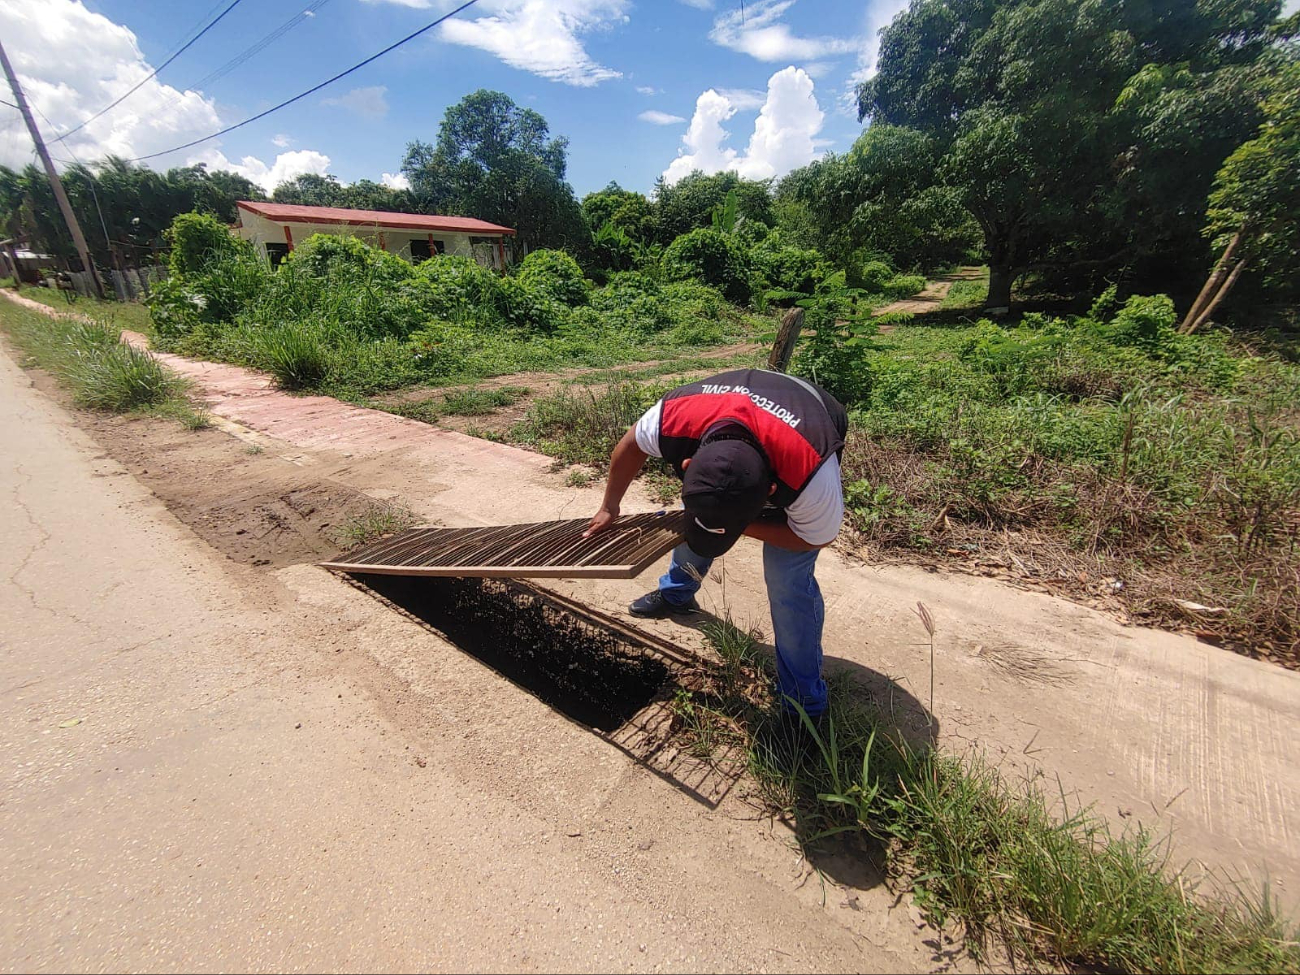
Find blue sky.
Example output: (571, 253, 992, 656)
(0, 0, 898, 198)
(3, 0, 1296, 200)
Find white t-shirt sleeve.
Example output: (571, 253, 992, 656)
(633, 399, 664, 457)
(784, 454, 844, 546)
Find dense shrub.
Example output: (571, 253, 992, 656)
(409, 255, 503, 326)
(750, 230, 828, 296)
(859, 260, 894, 291)
(166, 212, 246, 276)
(496, 275, 569, 333)
(285, 233, 414, 287)
(883, 273, 926, 299)
(1107, 294, 1177, 350)
(516, 249, 589, 306)
(662, 228, 751, 303)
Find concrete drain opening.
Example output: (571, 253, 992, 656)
(354, 575, 692, 732)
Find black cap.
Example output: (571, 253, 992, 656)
(681, 430, 772, 558)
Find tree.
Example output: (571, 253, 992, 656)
(857, 0, 1287, 309)
(0, 157, 266, 271)
(776, 125, 978, 271)
(580, 182, 655, 240)
(271, 173, 416, 212)
(652, 170, 773, 244)
(400, 89, 587, 252)
(1199, 61, 1300, 314)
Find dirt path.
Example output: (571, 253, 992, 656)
(376, 339, 765, 436)
(1, 314, 946, 969)
(874, 267, 985, 319)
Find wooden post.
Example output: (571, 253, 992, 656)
(1184, 260, 1247, 336)
(1180, 231, 1241, 333)
(0, 38, 105, 298)
(767, 307, 805, 373)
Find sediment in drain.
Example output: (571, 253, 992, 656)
(356, 575, 672, 732)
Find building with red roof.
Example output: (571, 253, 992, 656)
(235, 201, 516, 269)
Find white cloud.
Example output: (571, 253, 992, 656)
(715, 87, 766, 110)
(636, 85, 660, 95)
(662, 67, 824, 185)
(639, 110, 686, 125)
(192, 148, 332, 194)
(0, 0, 222, 169)
(710, 0, 856, 62)
(438, 0, 628, 86)
(322, 85, 390, 119)
(677, 0, 713, 8)
(381, 172, 411, 190)
(734, 66, 824, 180)
(663, 90, 737, 184)
(801, 61, 832, 78)
(272, 133, 293, 148)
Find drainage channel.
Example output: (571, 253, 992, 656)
(352, 575, 701, 733)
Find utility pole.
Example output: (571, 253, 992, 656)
(0, 38, 105, 298)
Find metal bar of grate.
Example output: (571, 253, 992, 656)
(320, 510, 686, 579)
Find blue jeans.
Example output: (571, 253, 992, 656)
(659, 541, 829, 717)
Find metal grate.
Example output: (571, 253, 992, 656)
(320, 510, 685, 579)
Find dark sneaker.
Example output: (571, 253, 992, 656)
(628, 590, 700, 618)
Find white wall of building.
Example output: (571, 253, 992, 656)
(235, 210, 509, 268)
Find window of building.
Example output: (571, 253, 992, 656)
(265, 243, 289, 267)
(409, 239, 445, 263)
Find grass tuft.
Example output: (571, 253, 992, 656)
(682, 617, 1300, 974)
(0, 300, 203, 427)
(333, 501, 418, 549)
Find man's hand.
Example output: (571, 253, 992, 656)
(584, 428, 649, 537)
(584, 505, 620, 537)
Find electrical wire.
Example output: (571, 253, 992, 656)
(132, 0, 480, 163)
(53, 0, 244, 144)
(190, 0, 332, 92)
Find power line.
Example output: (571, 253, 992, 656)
(190, 0, 332, 92)
(133, 0, 480, 163)
(54, 0, 244, 145)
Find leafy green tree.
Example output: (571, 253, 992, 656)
(652, 170, 773, 244)
(270, 173, 416, 212)
(777, 124, 978, 271)
(401, 89, 587, 252)
(0, 156, 266, 271)
(581, 182, 655, 240)
(1204, 62, 1300, 302)
(857, 0, 1286, 308)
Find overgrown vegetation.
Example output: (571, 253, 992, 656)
(673, 619, 1300, 973)
(144, 214, 764, 399)
(0, 300, 205, 426)
(805, 296, 1299, 658)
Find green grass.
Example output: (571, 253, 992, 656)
(941, 269, 990, 310)
(332, 501, 418, 549)
(0, 299, 203, 425)
(791, 296, 1300, 656)
(17, 285, 154, 333)
(439, 385, 529, 416)
(564, 466, 595, 487)
(681, 623, 1299, 974)
(510, 381, 664, 467)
